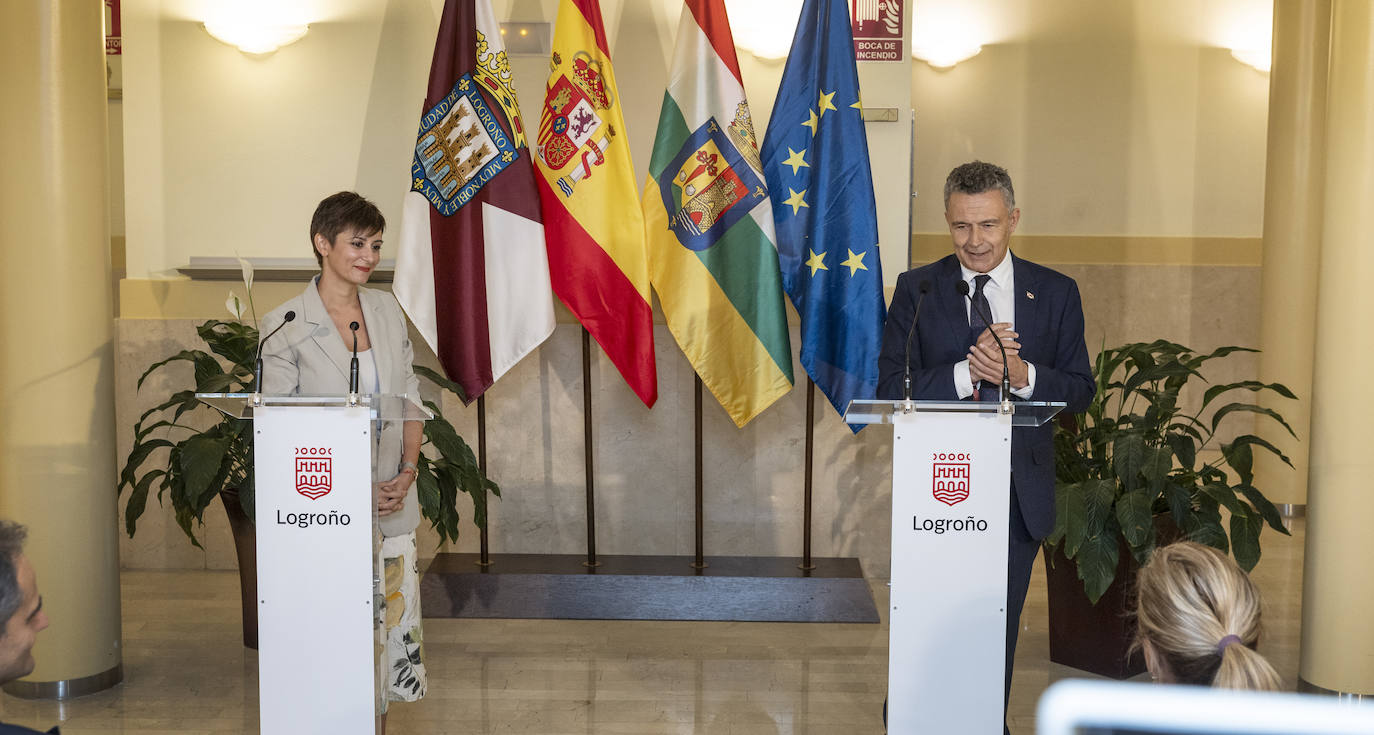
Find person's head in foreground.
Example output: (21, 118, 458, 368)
(1134, 541, 1281, 691)
(0, 520, 48, 685)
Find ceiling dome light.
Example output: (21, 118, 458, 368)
(1230, 47, 1271, 73)
(201, 4, 309, 57)
(911, 41, 981, 70)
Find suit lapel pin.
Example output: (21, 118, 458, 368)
(1026, 291, 1035, 300)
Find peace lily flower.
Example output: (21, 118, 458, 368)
(226, 290, 247, 321)
(227, 255, 258, 326)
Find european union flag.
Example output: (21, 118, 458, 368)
(760, 0, 886, 431)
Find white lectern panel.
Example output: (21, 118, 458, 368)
(255, 405, 376, 734)
(888, 410, 1011, 734)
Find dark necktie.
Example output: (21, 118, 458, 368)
(966, 275, 1000, 401)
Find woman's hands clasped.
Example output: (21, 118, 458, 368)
(376, 471, 414, 516)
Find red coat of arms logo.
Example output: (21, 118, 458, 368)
(932, 454, 970, 506)
(295, 448, 332, 500)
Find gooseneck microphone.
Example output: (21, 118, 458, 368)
(254, 310, 296, 397)
(348, 321, 361, 395)
(903, 280, 932, 402)
(956, 279, 1011, 402)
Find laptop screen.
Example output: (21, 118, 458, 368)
(1037, 680, 1374, 735)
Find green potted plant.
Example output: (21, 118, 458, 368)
(1044, 339, 1295, 677)
(118, 269, 495, 647)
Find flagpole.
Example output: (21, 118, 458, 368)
(801, 378, 816, 571)
(477, 394, 492, 567)
(692, 374, 707, 570)
(582, 328, 599, 567)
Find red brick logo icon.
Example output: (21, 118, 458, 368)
(932, 461, 970, 506)
(295, 448, 332, 500)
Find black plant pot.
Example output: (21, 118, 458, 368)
(218, 488, 258, 650)
(1044, 514, 1179, 679)
(1044, 539, 1145, 679)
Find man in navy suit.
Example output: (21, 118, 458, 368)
(877, 161, 1094, 731)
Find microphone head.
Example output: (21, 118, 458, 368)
(349, 321, 360, 332)
(955, 279, 970, 296)
(283, 311, 296, 322)
(918, 279, 931, 294)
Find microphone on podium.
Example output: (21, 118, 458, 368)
(902, 280, 932, 402)
(253, 311, 296, 402)
(348, 321, 361, 396)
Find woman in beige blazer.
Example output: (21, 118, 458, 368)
(259, 192, 427, 725)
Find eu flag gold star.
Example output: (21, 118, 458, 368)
(817, 89, 837, 118)
(841, 249, 869, 276)
(784, 187, 809, 215)
(782, 147, 809, 175)
(850, 95, 863, 111)
(802, 109, 819, 136)
(805, 249, 828, 276)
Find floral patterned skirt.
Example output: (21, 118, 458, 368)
(378, 531, 427, 712)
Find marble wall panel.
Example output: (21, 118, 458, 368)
(116, 319, 237, 570)
(1064, 264, 1267, 446)
(114, 264, 1268, 578)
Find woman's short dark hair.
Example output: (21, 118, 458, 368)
(309, 192, 386, 266)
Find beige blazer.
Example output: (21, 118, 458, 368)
(260, 277, 422, 537)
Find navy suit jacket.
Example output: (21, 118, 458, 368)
(876, 253, 1094, 540)
(0, 721, 57, 734)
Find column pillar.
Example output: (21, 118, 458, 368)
(0, 2, 123, 696)
(1254, 0, 1329, 506)
(1300, 0, 1374, 698)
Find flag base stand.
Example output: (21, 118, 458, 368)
(420, 553, 879, 623)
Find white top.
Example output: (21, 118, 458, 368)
(953, 251, 1036, 400)
(355, 348, 380, 396)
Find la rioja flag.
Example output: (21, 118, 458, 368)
(395, 0, 554, 402)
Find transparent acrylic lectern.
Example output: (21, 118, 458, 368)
(199, 393, 431, 735)
(843, 398, 1064, 735)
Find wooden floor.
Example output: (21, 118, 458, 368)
(0, 520, 1304, 734)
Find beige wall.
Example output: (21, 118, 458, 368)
(911, 1, 1270, 238)
(120, 0, 911, 282)
(120, 0, 1270, 274)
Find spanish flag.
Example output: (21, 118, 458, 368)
(642, 0, 794, 427)
(533, 0, 657, 407)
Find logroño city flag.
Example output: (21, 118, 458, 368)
(641, 0, 794, 428)
(760, 0, 885, 431)
(533, 0, 657, 407)
(394, 0, 554, 402)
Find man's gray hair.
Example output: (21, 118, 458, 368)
(0, 521, 28, 631)
(943, 160, 1016, 210)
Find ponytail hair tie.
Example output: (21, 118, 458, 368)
(1217, 634, 1243, 654)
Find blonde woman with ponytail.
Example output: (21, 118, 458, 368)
(1134, 541, 1283, 691)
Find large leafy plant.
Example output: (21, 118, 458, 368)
(1048, 340, 1295, 603)
(118, 274, 495, 547)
